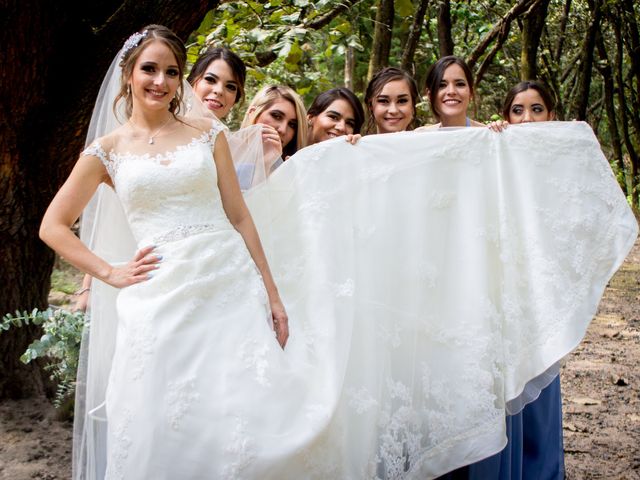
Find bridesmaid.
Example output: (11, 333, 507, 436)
(307, 87, 364, 145)
(494, 79, 556, 127)
(440, 81, 564, 480)
(418, 55, 484, 129)
(241, 85, 308, 161)
(187, 47, 246, 120)
(364, 67, 420, 134)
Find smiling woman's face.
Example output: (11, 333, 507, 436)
(370, 79, 413, 134)
(434, 63, 471, 123)
(192, 59, 240, 119)
(308, 99, 356, 144)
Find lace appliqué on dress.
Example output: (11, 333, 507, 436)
(238, 338, 271, 387)
(125, 321, 156, 381)
(166, 377, 200, 431)
(222, 417, 256, 479)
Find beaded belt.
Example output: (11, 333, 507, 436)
(142, 223, 226, 246)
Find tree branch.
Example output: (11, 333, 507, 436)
(304, 0, 358, 30)
(467, 0, 538, 70)
(401, 0, 429, 72)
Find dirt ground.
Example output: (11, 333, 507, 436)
(0, 238, 638, 480)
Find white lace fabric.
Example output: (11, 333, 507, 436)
(76, 121, 637, 479)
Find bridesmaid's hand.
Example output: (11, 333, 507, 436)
(487, 120, 509, 132)
(344, 134, 362, 145)
(260, 124, 283, 166)
(104, 245, 162, 288)
(270, 298, 289, 349)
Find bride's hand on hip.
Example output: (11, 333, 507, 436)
(270, 298, 289, 349)
(104, 245, 161, 288)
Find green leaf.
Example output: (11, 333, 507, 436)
(196, 10, 216, 34)
(286, 41, 304, 64)
(395, 0, 414, 17)
(334, 22, 351, 34)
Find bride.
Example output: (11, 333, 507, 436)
(40, 25, 637, 480)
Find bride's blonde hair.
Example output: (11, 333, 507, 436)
(113, 25, 187, 120)
(241, 85, 308, 157)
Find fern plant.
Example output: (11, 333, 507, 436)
(1, 308, 87, 408)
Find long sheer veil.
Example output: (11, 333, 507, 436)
(73, 48, 266, 480)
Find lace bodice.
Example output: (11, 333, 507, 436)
(84, 124, 231, 246)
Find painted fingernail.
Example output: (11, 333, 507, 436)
(156, 255, 163, 261)
(147, 272, 154, 279)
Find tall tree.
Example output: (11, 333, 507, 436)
(401, 0, 430, 72)
(437, 0, 454, 57)
(0, 0, 215, 400)
(520, 0, 550, 79)
(573, 0, 601, 120)
(611, 10, 639, 207)
(554, 0, 573, 61)
(367, 0, 395, 80)
(595, 28, 625, 190)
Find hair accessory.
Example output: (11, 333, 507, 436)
(121, 29, 148, 59)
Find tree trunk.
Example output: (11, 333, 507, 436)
(520, 0, 550, 79)
(595, 28, 626, 194)
(401, 0, 429, 72)
(554, 0, 572, 61)
(367, 0, 395, 81)
(344, 46, 355, 90)
(618, 0, 640, 151)
(0, 0, 215, 400)
(573, 0, 601, 121)
(437, 0, 454, 57)
(611, 11, 639, 208)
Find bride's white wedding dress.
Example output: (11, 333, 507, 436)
(79, 121, 636, 480)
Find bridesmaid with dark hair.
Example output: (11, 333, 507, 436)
(364, 66, 420, 134)
(441, 80, 565, 480)
(307, 87, 364, 144)
(418, 55, 484, 129)
(187, 47, 246, 119)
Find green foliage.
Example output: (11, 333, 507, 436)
(1, 308, 86, 409)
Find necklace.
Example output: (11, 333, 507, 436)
(129, 115, 174, 144)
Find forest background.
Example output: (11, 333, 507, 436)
(0, 0, 639, 402)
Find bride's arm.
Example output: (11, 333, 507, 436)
(213, 132, 289, 348)
(40, 152, 160, 288)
